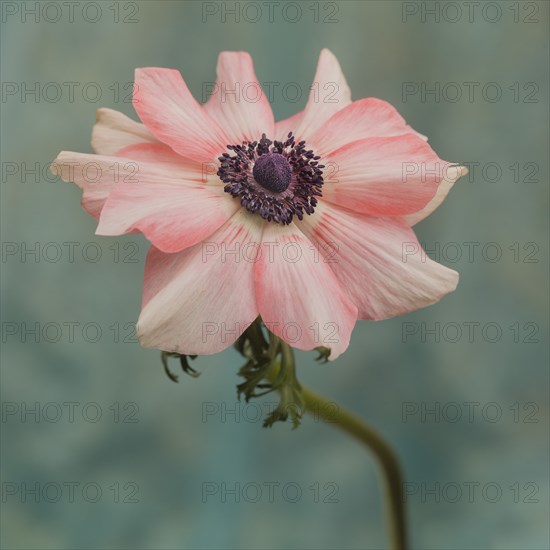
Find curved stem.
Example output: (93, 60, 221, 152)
(263, 363, 407, 549)
(300, 384, 407, 550)
(241, 319, 407, 549)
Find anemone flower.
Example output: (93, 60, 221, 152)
(52, 49, 466, 360)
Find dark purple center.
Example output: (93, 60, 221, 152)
(252, 152, 292, 193)
(217, 133, 324, 225)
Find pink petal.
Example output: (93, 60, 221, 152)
(114, 142, 216, 183)
(51, 144, 220, 220)
(293, 49, 352, 142)
(51, 151, 144, 219)
(137, 211, 262, 355)
(96, 182, 238, 253)
(274, 110, 304, 141)
(298, 203, 458, 320)
(204, 52, 275, 144)
(322, 134, 450, 217)
(255, 222, 358, 360)
(91, 108, 158, 155)
(309, 98, 428, 157)
(404, 165, 468, 225)
(133, 68, 230, 163)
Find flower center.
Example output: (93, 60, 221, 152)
(217, 133, 324, 225)
(252, 152, 292, 193)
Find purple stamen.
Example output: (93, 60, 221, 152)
(217, 132, 324, 224)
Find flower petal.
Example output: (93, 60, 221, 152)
(404, 165, 468, 225)
(133, 68, 229, 163)
(114, 142, 217, 184)
(298, 203, 459, 320)
(309, 98, 427, 157)
(274, 110, 304, 141)
(91, 108, 158, 155)
(204, 51, 275, 144)
(51, 144, 221, 220)
(255, 222, 358, 360)
(96, 182, 238, 253)
(51, 151, 141, 219)
(137, 211, 262, 355)
(293, 49, 352, 142)
(322, 134, 451, 217)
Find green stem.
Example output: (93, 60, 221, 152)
(265, 353, 407, 550)
(242, 318, 408, 549)
(247, 320, 268, 357)
(301, 384, 407, 550)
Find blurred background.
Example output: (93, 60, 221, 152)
(1, 1, 548, 548)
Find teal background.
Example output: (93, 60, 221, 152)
(1, 1, 549, 549)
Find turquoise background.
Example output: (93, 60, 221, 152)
(1, 1, 549, 548)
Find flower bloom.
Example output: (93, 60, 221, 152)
(52, 49, 466, 359)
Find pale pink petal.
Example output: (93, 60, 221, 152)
(133, 68, 229, 163)
(91, 108, 158, 155)
(114, 143, 218, 185)
(96, 183, 238, 253)
(293, 49, 352, 142)
(137, 211, 262, 355)
(309, 98, 428, 157)
(51, 145, 221, 220)
(404, 165, 468, 225)
(204, 52, 275, 144)
(51, 151, 143, 219)
(322, 134, 451, 217)
(298, 203, 458, 320)
(274, 110, 304, 141)
(255, 222, 358, 360)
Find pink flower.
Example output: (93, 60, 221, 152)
(52, 49, 466, 360)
